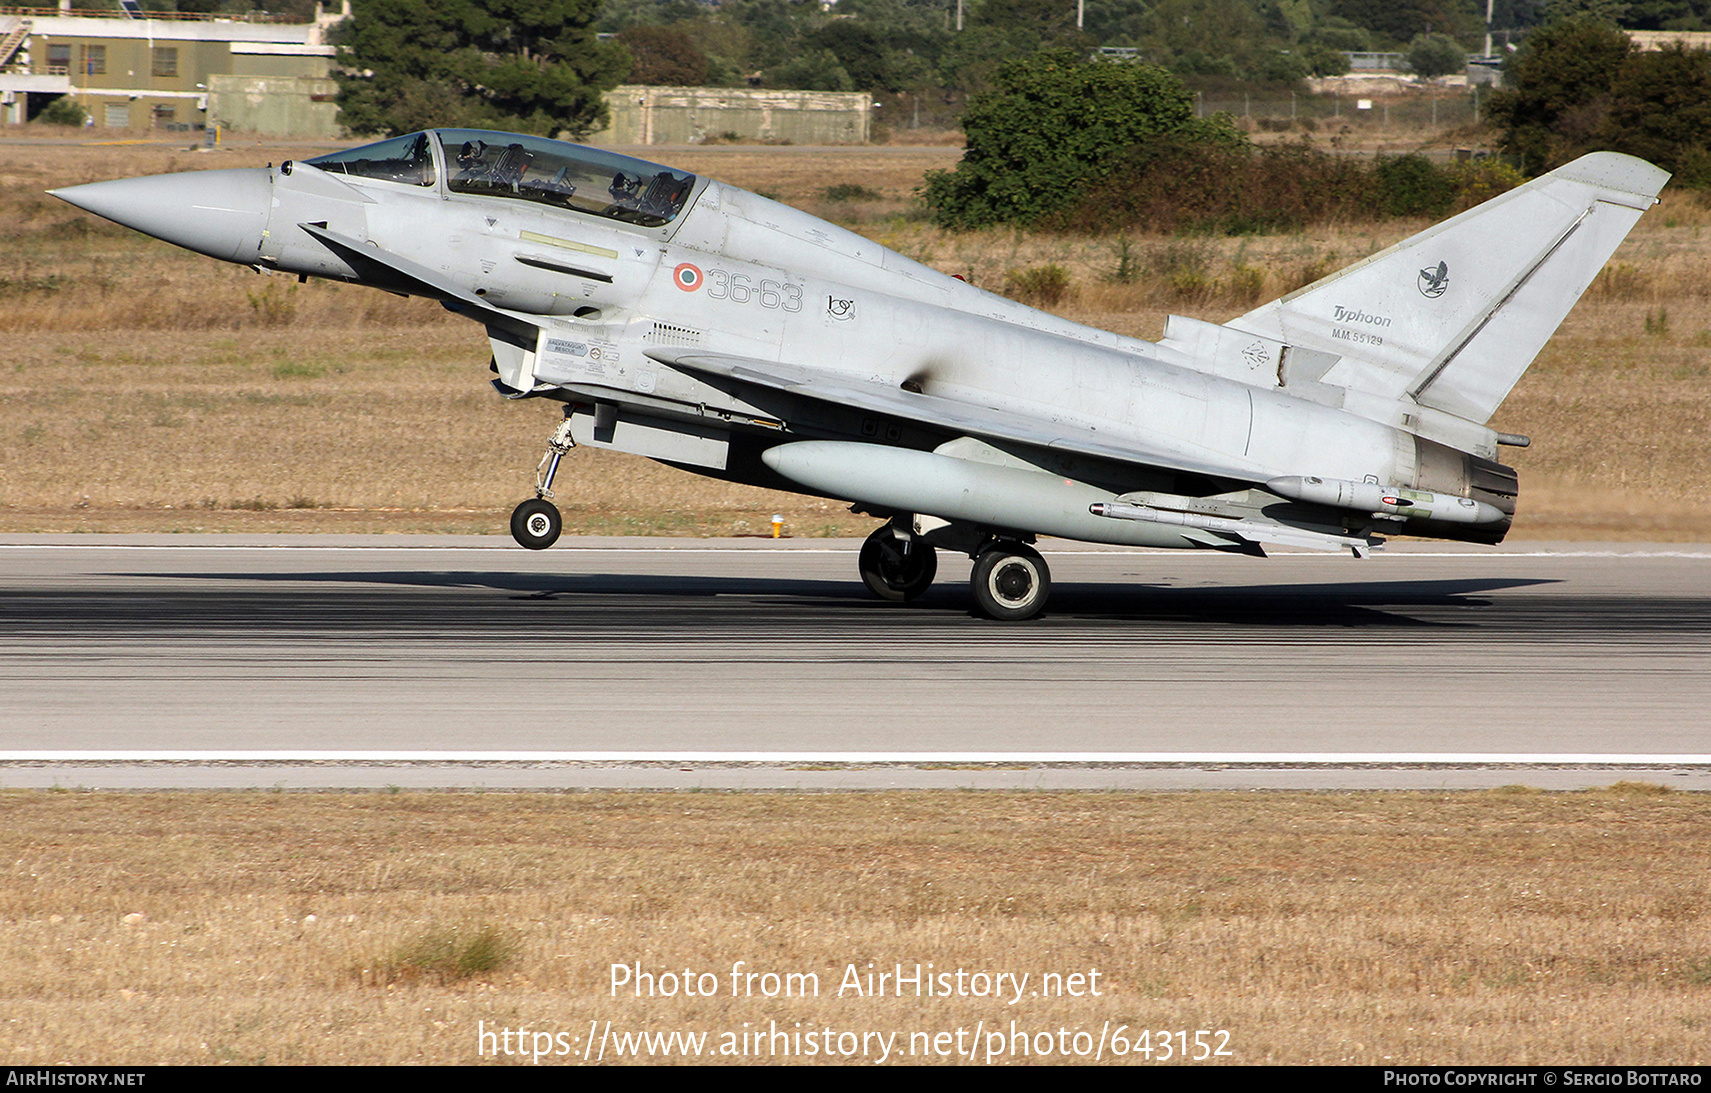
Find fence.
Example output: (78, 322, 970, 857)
(1197, 91, 1482, 130)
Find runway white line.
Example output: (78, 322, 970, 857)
(1, 544, 1708, 557)
(5, 752, 1710, 765)
(0, 545, 847, 554)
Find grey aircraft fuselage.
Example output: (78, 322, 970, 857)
(52, 130, 1670, 619)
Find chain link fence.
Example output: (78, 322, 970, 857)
(1196, 91, 1484, 131)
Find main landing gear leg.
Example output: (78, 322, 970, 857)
(857, 521, 938, 602)
(510, 407, 574, 550)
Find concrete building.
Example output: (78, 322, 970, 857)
(1629, 30, 1711, 50)
(591, 85, 872, 146)
(2, 8, 873, 143)
(0, 2, 343, 135)
(208, 72, 338, 136)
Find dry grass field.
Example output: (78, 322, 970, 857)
(0, 788, 1706, 1065)
(3, 132, 1709, 538)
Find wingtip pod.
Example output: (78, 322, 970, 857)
(1550, 151, 1671, 209)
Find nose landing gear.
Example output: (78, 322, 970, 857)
(510, 408, 574, 550)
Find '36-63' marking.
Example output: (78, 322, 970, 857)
(706, 269, 803, 312)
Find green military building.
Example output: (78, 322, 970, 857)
(0, 1, 342, 135)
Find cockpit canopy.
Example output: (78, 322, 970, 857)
(305, 130, 699, 229)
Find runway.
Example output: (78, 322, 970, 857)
(3, 534, 1709, 790)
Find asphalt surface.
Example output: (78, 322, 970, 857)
(2, 535, 1708, 790)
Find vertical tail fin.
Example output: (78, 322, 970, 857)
(1226, 152, 1670, 424)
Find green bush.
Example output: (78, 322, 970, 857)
(36, 98, 88, 127)
(1405, 33, 1467, 80)
(367, 925, 517, 986)
(821, 183, 882, 202)
(1373, 154, 1457, 217)
(766, 49, 855, 92)
(923, 50, 1245, 230)
(1479, 15, 1711, 186)
(1303, 44, 1351, 78)
(1484, 19, 1633, 177)
(1049, 139, 1362, 234)
(1002, 264, 1073, 306)
(1445, 157, 1527, 206)
(1048, 141, 1520, 235)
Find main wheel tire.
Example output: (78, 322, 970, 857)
(970, 542, 1051, 621)
(510, 498, 562, 550)
(857, 526, 938, 602)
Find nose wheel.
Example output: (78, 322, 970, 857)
(970, 541, 1050, 620)
(511, 498, 562, 550)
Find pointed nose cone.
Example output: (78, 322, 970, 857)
(51, 167, 271, 265)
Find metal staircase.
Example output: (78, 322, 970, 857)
(0, 18, 31, 71)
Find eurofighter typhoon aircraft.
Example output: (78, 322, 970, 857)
(53, 131, 1668, 619)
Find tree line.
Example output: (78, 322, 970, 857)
(316, 0, 1711, 204)
(326, 0, 1541, 138)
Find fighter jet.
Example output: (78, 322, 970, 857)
(52, 131, 1668, 619)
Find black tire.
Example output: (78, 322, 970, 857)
(857, 526, 938, 602)
(510, 498, 562, 550)
(970, 542, 1051, 621)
